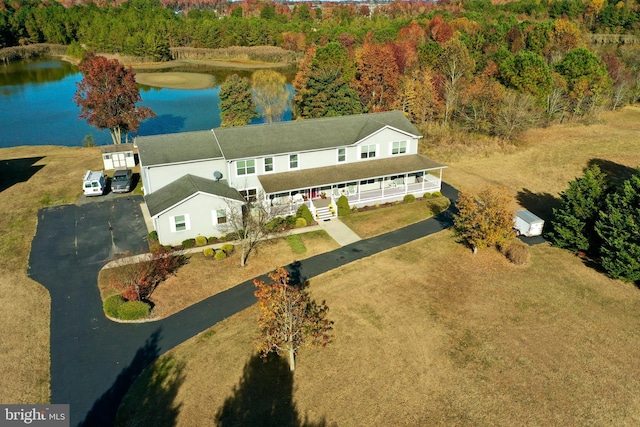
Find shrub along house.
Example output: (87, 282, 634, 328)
(136, 111, 446, 245)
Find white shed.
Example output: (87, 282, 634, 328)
(101, 143, 136, 170)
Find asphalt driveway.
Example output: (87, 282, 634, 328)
(28, 184, 459, 427)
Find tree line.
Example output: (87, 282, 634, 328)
(4, 0, 640, 133)
(219, 20, 632, 137)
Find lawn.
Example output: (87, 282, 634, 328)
(117, 231, 640, 426)
(116, 106, 640, 426)
(99, 230, 339, 320)
(340, 196, 450, 238)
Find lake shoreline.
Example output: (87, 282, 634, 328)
(57, 53, 292, 90)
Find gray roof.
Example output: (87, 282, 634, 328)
(136, 131, 223, 167)
(213, 111, 422, 160)
(101, 143, 134, 154)
(258, 154, 445, 194)
(145, 174, 245, 217)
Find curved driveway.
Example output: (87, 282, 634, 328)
(28, 184, 458, 427)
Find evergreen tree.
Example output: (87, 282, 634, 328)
(219, 74, 258, 127)
(293, 42, 361, 119)
(548, 165, 607, 253)
(595, 169, 640, 282)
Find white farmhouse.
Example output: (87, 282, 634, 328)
(137, 111, 446, 245)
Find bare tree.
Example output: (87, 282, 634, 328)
(222, 192, 283, 267)
(494, 91, 541, 140)
(436, 39, 475, 125)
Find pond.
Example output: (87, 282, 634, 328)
(0, 58, 295, 148)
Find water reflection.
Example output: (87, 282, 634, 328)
(0, 58, 294, 148)
(0, 59, 78, 88)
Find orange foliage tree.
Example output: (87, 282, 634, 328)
(355, 35, 400, 112)
(453, 186, 515, 253)
(254, 267, 334, 371)
(428, 14, 453, 45)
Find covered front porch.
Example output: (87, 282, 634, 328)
(259, 155, 446, 219)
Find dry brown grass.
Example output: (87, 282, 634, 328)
(0, 145, 103, 403)
(440, 106, 640, 197)
(118, 105, 640, 426)
(99, 230, 339, 319)
(122, 231, 640, 426)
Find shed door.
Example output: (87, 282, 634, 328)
(112, 153, 126, 168)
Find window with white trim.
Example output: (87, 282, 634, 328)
(289, 154, 298, 169)
(337, 148, 346, 162)
(171, 214, 190, 232)
(360, 145, 376, 159)
(264, 157, 274, 173)
(236, 159, 256, 176)
(392, 141, 407, 155)
(215, 209, 227, 225)
(240, 188, 257, 202)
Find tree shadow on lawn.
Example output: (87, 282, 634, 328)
(587, 158, 637, 190)
(516, 188, 560, 222)
(517, 159, 638, 223)
(215, 353, 331, 427)
(0, 156, 44, 193)
(114, 351, 186, 427)
(82, 329, 183, 427)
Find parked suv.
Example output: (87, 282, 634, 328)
(111, 169, 133, 193)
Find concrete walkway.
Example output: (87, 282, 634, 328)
(317, 218, 362, 246)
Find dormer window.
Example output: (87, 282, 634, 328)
(289, 154, 298, 169)
(361, 145, 376, 159)
(392, 141, 407, 155)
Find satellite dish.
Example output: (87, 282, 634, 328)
(213, 171, 223, 182)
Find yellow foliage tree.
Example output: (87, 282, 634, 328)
(251, 70, 289, 124)
(453, 186, 516, 253)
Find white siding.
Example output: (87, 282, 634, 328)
(355, 128, 418, 160)
(154, 192, 242, 246)
(143, 158, 227, 194)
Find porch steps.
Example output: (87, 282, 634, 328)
(315, 206, 335, 221)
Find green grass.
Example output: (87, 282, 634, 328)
(286, 234, 306, 254)
(341, 197, 450, 238)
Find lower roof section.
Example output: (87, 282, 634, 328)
(145, 174, 244, 217)
(258, 154, 445, 194)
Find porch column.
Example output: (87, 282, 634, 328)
(421, 171, 426, 192)
(404, 173, 408, 194)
